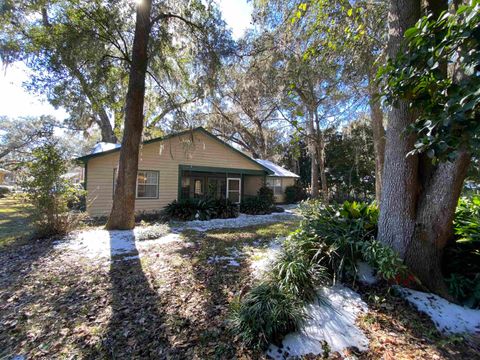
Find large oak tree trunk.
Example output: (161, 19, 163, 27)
(106, 0, 152, 230)
(367, 73, 385, 204)
(378, 0, 421, 257)
(405, 151, 471, 297)
(379, 0, 472, 297)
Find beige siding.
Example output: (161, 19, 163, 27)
(243, 175, 264, 197)
(271, 177, 296, 203)
(86, 131, 265, 216)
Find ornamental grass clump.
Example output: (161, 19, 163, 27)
(229, 282, 307, 350)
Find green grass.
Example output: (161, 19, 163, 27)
(0, 195, 35, 249)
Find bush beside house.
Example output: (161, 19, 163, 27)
(284, 183, 308, 204)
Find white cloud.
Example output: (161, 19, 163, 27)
(0, 62, 68, 120)
(216, 0, 253, 39)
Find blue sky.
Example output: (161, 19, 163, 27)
(0, 0, 252, 120)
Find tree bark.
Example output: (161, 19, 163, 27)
(307, 111, 320, 198)
(317, 132, 329, 203)
(367, 73, 386, 204)
(106, 0, 152, 230)
(405, 151, 471, 297)
(378, 0, 421, 258)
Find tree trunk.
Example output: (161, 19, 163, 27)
(106, 0, 152, 230)
(367, 73, 385, 204)
(378, 0, 421, 257)
(317, 133, 329, 203)
(405, 151, 470, 297)
(307, 111, 320, 198)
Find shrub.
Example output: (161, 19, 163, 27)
(270, 247, 327, 302)
(211, 198, 239, 219)
(229, 282, 306, 350)
(163, 198, 238, 221)
(22, 143, 85, 237)
(294, 200, 404, 282)
(240, 196, 271, 215)
(284, 183, 307, 204)
(258, 185, 274, 206)
(0, 185, 12, 198)
(443, 195, 480, 308)
(163, 198, 198, 221)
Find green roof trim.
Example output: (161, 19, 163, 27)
(76, 127, 274, 175)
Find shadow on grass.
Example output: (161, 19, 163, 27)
(90, 230, 170, 358)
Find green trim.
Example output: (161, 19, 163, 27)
(177, 167, 182, 200)
(83, 162, 88, 190)
(75, 127, 274, 175)
(178, 164, 266, 176)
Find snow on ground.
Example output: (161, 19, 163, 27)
(247, 237, 370, 359)
(396, 287, 480, 335)
(55, 208, 299, 261)
(356, 261, 379, 285)
(55, 227, 182, 259)
(207, 246, 243, 267)
(249, 237, 285, 279)
(267, 285, 369, 359)
(175, 208, 299, 232)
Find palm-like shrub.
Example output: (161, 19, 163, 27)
(163, 198, 238, 221)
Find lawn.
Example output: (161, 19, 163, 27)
(0, 215, 477, 359)
(0, 195, 35, 249)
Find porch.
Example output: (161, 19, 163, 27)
(178, 165, 266, 203)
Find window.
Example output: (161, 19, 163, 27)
(113, 169, 159, 199)
(181, 176, 190, 199)
(227, 178, 241, 203)
(194, 179, 203, 197)
(267, 177, 282, 195)
(137, 171, 159, 198)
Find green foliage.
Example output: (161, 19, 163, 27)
(270, 247, 327, 302)
(240, 186, 275, 215)
(229, 282, 306, 350)
(21, 143, 84, 237)
(380, 3, 480, 162)
(444, 195, 480, 308)
(0, 186, 11, 198)
(324, 121, 376, 202)
(258, 185, 274, 206)
(295, 200, 404, 282)
(240, 196, 272, 215)
(163, 198, 238, 221)
(284, 183, 308, 204)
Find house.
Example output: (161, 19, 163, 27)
(77, 127, 299, 217)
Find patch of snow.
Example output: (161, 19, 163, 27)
(250, 237, 285, 279)
(396, 287, 480, 335)
(267, 285, 369, 359)
(356, 261, 378, 285)
(207, 247, 242, 267)
(176, 211, 299, 232)
(55, 227, 182, 259)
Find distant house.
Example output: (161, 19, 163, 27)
(77, 127, 299, 217)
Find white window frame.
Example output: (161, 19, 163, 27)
(136, 170, 159, 199)
(226, 177, 241, 204)
(267, 177, 283, 196)
(113, 169, 159, 199)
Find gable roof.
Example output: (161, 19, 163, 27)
(76, 127, 274, 175)
(254, 159, 300, 178)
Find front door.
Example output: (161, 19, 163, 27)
(226, 178, 241, 203)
